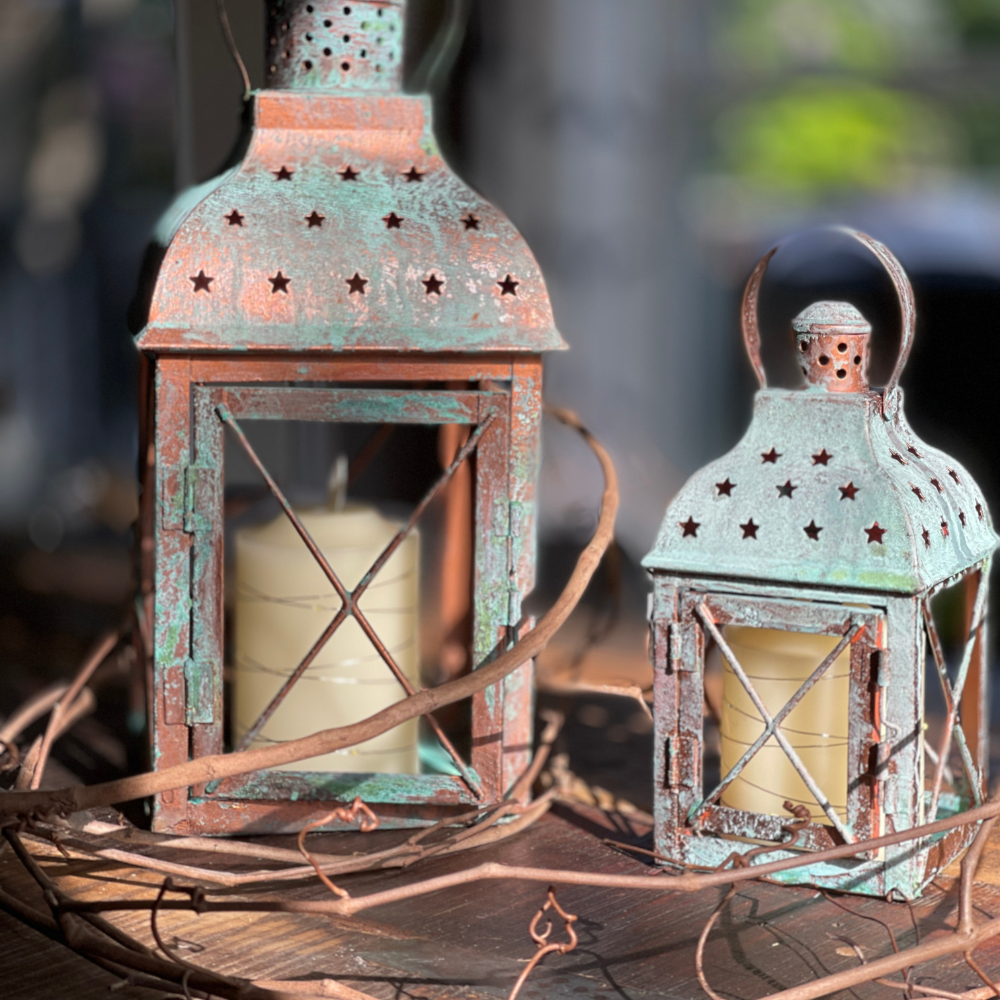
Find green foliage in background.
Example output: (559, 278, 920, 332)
(714, 0, 1000, 198)
(718, 79, 954, 197)
(949, 0, 1000, 45)
(723, 0, 951, 75)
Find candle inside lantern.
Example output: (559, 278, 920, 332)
(718, 626, 849, 825)
(232, 500, 420, 774)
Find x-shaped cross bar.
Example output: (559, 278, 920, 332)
(696, 603, 860, 844)
(217, 404, 494, 798)
(922, 569, 988, 821)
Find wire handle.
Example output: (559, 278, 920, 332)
(740, 227, 916, 408)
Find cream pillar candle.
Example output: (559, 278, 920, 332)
(718, 626, 849, 825)
(232, 503, 420, 773)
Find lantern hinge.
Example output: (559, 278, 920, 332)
(495, 500, 530, 625)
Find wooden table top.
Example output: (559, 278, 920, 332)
(4, 802, 1000, 1000)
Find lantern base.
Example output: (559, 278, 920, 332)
(654, 791, 979, 898)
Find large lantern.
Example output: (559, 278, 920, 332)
(643, 231, 996, 896)
(133, 0, 565, 834)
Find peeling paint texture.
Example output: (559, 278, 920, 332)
(645, 233, 997, 896)
(137, 1, 558, 835)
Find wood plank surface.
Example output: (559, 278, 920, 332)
(5, 805, 1000, 999)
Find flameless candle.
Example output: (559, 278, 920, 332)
(232, 503, 420, 774)
(718, 626, 849, 825)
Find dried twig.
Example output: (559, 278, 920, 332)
(507, 886, 578, 1000)
(297, 797, 378, 898)
(696, 802, 810, 1000)
(0, 683, 68, 763)
(19, 630, 118, 790)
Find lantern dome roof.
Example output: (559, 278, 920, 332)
(792, 301, 871, 334)
(134, 89, 565, 355)
(643, 387, 997, 594)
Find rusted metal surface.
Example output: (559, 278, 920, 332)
(136, 1, 565, 357)
(136, 1, 560, 835)
(645, 231, 996, 896)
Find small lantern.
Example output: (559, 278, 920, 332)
(133, 0, 565, 834)
(643, 230, 996, 896)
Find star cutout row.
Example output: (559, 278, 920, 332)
(677, 517, 889, 545)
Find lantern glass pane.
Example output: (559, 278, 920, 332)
(221, 418, 474, 777)
(713, 625, 850, 826)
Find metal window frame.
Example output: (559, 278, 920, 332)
(145, 354, 542, 835)
(662, 589, 887, 854)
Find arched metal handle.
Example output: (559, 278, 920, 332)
(740, 227, 916, 405)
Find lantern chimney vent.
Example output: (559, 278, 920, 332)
(793, 300, 871, 393)
(266, 0, 404, 92)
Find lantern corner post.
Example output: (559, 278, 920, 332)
(500, 357, 544, 795)
(149, 355, 196, 832)
(470, 398, 516, 802)
(649, 573, 695, 861)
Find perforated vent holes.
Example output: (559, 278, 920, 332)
(266, 1, 403, 91)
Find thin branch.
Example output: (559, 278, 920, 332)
(297, 798, 378, 898)
(507, 886, 578, 1000)
(21, 630, 118, 790)
(0, 683, 68, 755)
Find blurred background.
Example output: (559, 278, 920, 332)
(2, 0, 1000, 809)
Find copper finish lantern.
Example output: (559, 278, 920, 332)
(134, 0, 565, 835)
(643, 231, 996, 896)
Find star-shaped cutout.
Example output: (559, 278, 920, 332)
(190, 270, 213, 293)
(960, 510, 968, 527)
(803, 520, 822, 541)
(761, 448, 781, 464)
(740, 519, 758, 539)
(812, 449, 832, 466)
(911, 484, 924, 502)
(497, 274, 519, 296)
(977, 501, 985, 521)
(346, 272, 368, 295)
(225, 209, 244, 227)
(273, 165, 294, 181)
(338, 165, 359, 181)
(715, 478, 735, 497)
(305, 211, 324, 228)
(680, 517, 700, 538)
(941, 519, 949, 538)
(948, 468, 961, 484)
(422, 273, 443, 295)
(461, 213, 480, 230)
(839, 482, 859, 501)
(922, 527, 931, 548)
(269, 271, 291, 294)
(402, 166, 424, 182)
(930, 478, 943, 493)
(776, 480, 797, 499)
(907, 444, 922, 458)
(865, 522, 887, 544)
(890, 451, 907, 465)
(383, 211, 403, 229)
